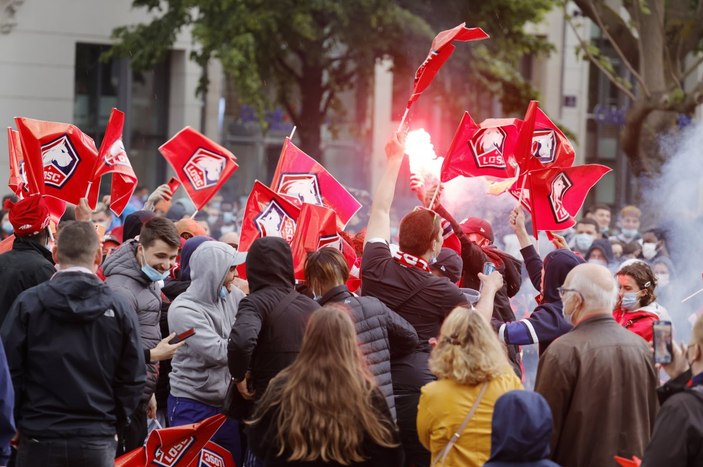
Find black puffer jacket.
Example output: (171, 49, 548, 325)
(103, 240, 162, 401)
(319, 285, 419, 419)
(0, 236, 55, 327)
(228, 237, 319, 398)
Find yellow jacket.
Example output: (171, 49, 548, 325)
(417, 371, 523, 467)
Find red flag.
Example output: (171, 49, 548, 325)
(517, 165, 611, 233)
(270, 137, 361, 228)
(89, 109, 138, 216)
(115, 414, 228, 467)
(15, 117, 99, 205)
(8, 128, 29, 196)
(520, 104, 575, 172)
(407, 23, 489, 109)
(290, 203, 356, 281)
(44, 196, 67, 225)
(441, 112, 524, 181)
(0, 235, 13, 254)
(238, 180, 301, 254)
(159, 127, 238, 211)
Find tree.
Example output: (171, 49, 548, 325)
(568, 0, 703, 177)
(108, 0, 555, 162)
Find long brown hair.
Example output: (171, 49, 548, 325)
(248, 306, 397, 464)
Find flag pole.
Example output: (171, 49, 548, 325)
(428, 184, 440, 210)
(190, 209, 199, 219)
(289, 126, 297, 140)
(682, 287, 703, 304)
(397, 108, 410, 133)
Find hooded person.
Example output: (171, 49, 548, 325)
(503, 206, 586, 354)
(484, 391, 559, 467)
(168, 241, 246, 463)
(585, 238, 615, 269)
(0, 195, 54, 327)
(227, 237, 320, 406)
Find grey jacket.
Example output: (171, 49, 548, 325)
(103, 239, 162, 401)
(168, 241, 244, 406)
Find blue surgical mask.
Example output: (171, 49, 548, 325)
(223, 212, 234, 224)
(219, 286, 228, 299)
(621, 292, 640, 311)
(141, 251, 169, 282)
(621, 228, 638, 238)
(1, 221, 13, 234)
(574, 233, 594, 252)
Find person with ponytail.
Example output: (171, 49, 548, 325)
(246, 306, 404, 466)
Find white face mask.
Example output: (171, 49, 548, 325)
(642, 243, 657, 260)
(588, 258, 607, 267)
(656, 273, 670, 287)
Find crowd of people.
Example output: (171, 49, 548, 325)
(0, 132, 702, 467)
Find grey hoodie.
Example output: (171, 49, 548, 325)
(168, 241, 244, 406)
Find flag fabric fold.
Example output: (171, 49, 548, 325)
(290, 203, 356, 281)
(159, 127, 239, 211)
(15, 117, 99, 206)
(270, 137, 361, 228)
(7, 128, 31, 196)
(406, 23, 489, 109)
(89, 108, 138, 216)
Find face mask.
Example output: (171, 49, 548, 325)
(621, 292, 640, 311)
(621, 228, 638, 238)
(599, 225, 609, 234)
(642, 243, 657, 260)
(1, 221, 13, 234)
(656, 273, 670, 287)
(222, 212, 234, 224)
(588, 258, 607, 267)
(207, 215, 219, 225)
(141, 251, 169, 282)
(219, 286, 228, 299)
(574, 233, 594, 252)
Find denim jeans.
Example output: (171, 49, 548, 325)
(167, 394, 242, 465)
(16, 436, 116, 467)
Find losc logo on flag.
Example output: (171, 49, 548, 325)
(549, 172, 573, 223)
(198, 448, 226, 467)
(532, 129, 558, 164)
(104, 139, 132, 168)
(469, 128, 507, 169)
(153, 436, 196, 467)
(255, 201, 296, 243)
(278, 173, 323, 205)
(184, 148, 227, 191)
(41, 135, 79, 188)
(318, 233, 343, 251)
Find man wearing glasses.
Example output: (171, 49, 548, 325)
(534, 263, 658, 467)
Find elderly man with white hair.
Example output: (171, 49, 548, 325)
(534, 263, 659, 467)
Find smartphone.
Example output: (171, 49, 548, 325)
(482, 262, 496, 275)
(652, 320, 673, 365)
(170, 328, 195, 344)
(167, 176, 181, 194)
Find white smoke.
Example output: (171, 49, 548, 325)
(641, 121, 703, 341)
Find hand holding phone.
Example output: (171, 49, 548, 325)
(653, 320, 673, 365)
(170, 328, 195, 344)
(167, 177, 182, 195)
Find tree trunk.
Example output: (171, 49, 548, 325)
(297, 63, 324, 164)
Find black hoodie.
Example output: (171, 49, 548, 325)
(227, 237, 319, 397)
(0, 271, 145, 438)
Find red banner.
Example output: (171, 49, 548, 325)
(519, 102, 575, 172)
(115, 414, 230, 467)
(407, 23, 489, 109)
(515, 164, 611, 233)
(15, 117, 99, 206)
(159, 127, 238, 211)
(270, 137, 361, 228)
(238, 180, 301, 254)
(7, 128, 31, 196)
(89, 108, 138, 216)
(290, 203, 356, 281)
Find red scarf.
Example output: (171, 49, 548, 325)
(393, 249, 431, 273)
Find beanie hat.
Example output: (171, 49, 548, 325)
(460, 217, 494, 243)
(5, 195, 50, 237)
(430, 248, 463, 283)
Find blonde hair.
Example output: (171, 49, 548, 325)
(429, 307, 510, 385)
(248, 306, 397, 464)
(304, 248, 349, 296)
(693, 315, 703, 347)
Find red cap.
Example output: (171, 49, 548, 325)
(6, 195, 51, 237)
(460, 217, 494, 243)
